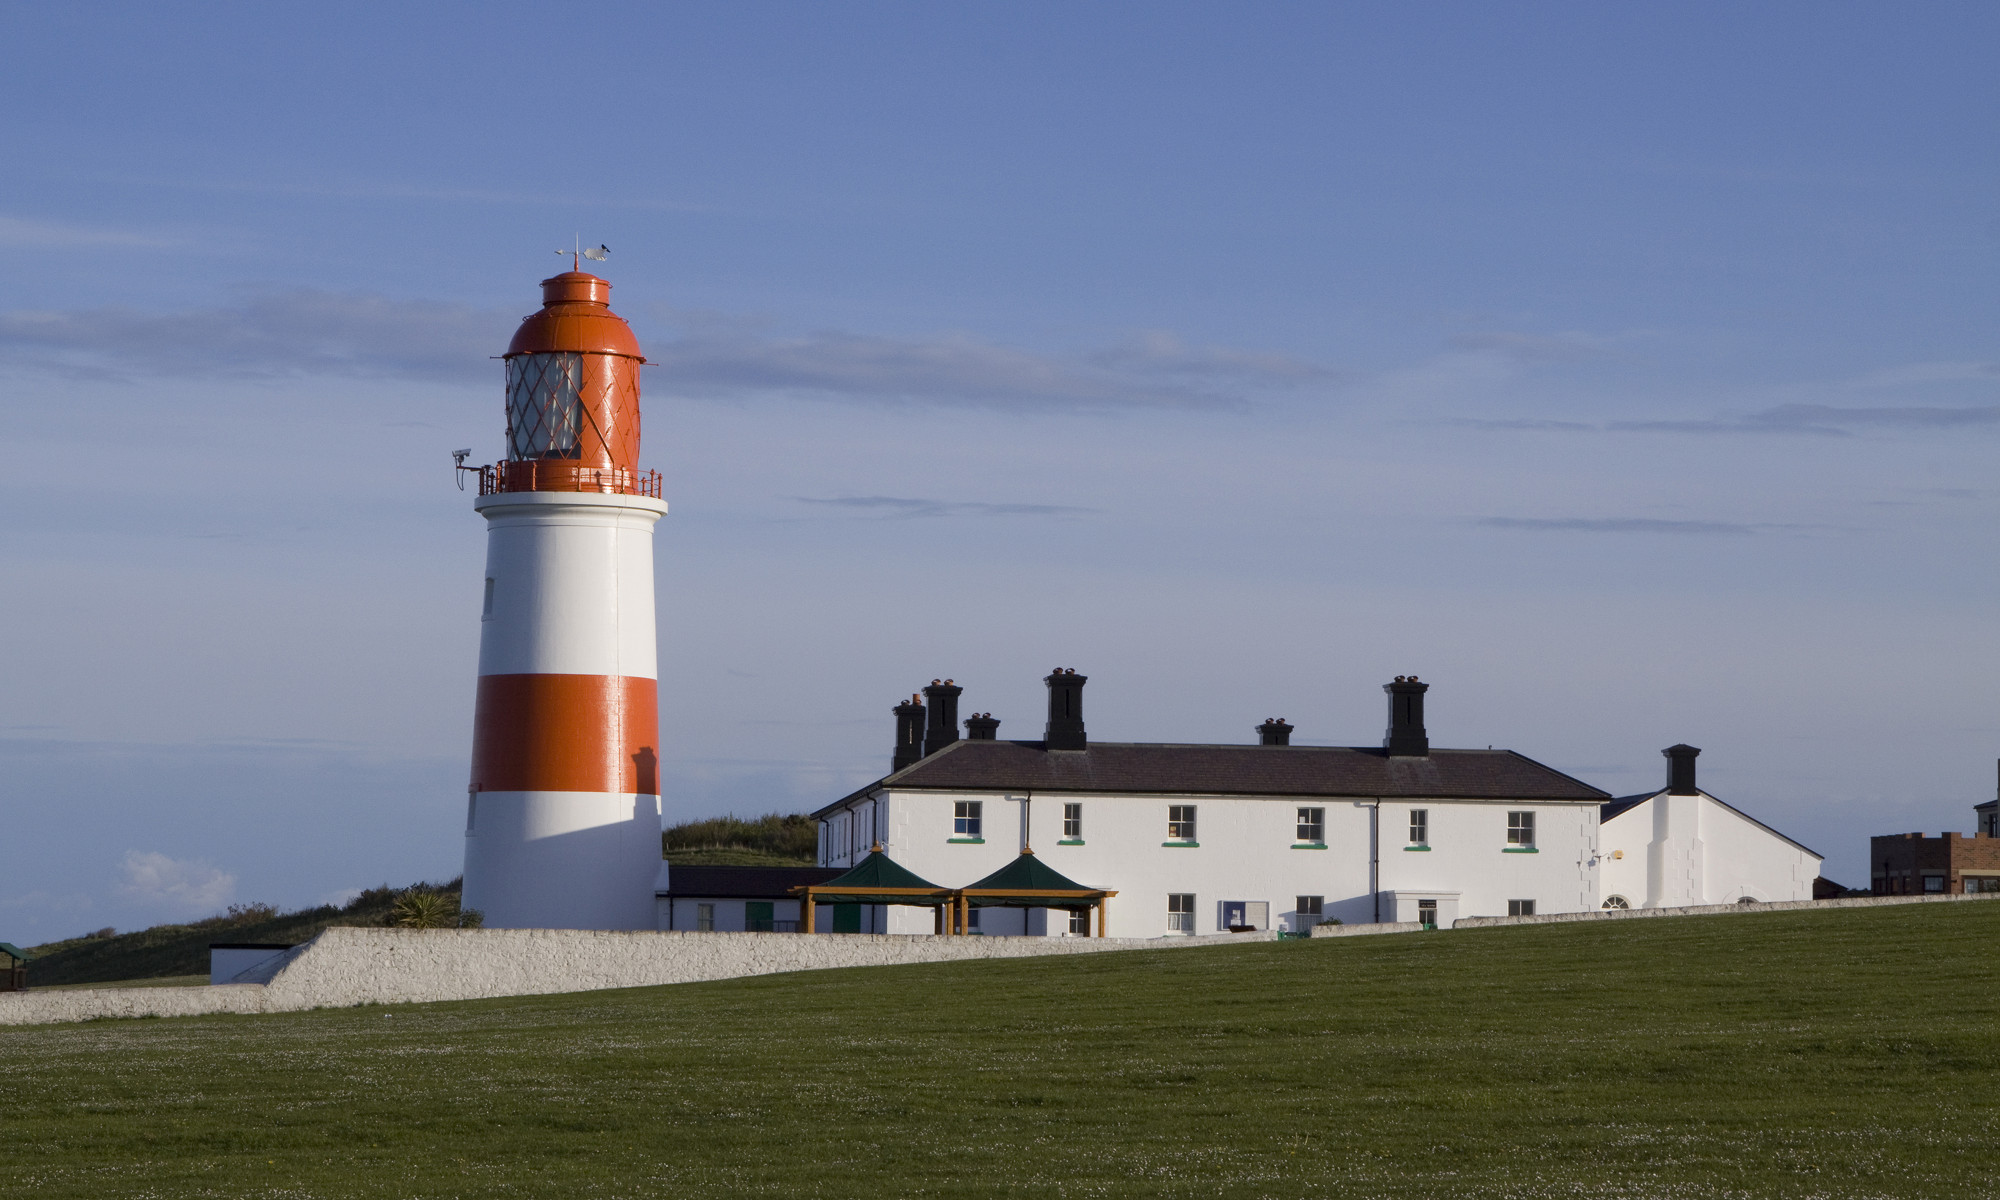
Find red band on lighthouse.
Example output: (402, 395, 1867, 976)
(469, 674, 659, 795)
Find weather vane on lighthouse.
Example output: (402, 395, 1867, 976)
(556, 235, 609, 271)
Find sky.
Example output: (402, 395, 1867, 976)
(2, 2, 1996, 943)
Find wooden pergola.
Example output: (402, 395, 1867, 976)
(793, 846, 952, 934)
(793, 846, 1117, 937)
(952, 847, 1117, 937)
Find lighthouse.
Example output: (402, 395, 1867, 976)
(460, 269, 667, 930)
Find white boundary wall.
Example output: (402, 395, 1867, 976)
(9, 892, 1993, 1027)
(0, 927, 1271, 1027)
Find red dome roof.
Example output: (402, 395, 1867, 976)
(505, 271, 643, 359)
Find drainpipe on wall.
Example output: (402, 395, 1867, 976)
(1370, 799, 1382, 923)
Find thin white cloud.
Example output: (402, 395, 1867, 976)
(0, 290, 507, 383)
(0, 214, 185, 250)
(651, 328, 1293, 410)
(0, 291, 1328, 410)
(795, 495, 1095, 519)
(1446, 330, 1626, 363)
(1479, 517, 1756, 536)
(118, 850, 235, 915)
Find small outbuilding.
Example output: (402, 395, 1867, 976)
(657, 865, 844, 932)
(1598, 745, 1822, 908)
(1, 943, 30, 991)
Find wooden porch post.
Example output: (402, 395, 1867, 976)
(803, 891, 815, 934)
(1095, 896, 1107, 937)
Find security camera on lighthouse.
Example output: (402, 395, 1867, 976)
(460, 267, 667, 930)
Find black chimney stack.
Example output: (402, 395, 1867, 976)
(1257, 718, 1293, 746)
(891, 694, 925, 773)
(1044, 668, 1087, 751)
(1383, 676, 1429, 757)
(922, 679, 962, 756)
(964, 712, 1000, 740)
(1663, 744, 1700, 795)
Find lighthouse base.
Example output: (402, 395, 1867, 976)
(462, 790, 662, 930)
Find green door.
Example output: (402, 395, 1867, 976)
(832, 904, 861, 934)
(746, 901, 774, 932)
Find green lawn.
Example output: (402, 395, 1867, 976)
(6, 903, 1999, 1198)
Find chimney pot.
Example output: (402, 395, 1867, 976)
(891, 695, 927, 773)
(1663, 744, 1701, 795)
(1044, 669, 1088, 751)
(1383, 677, 1430, 757)
(964, 712, 1001, 740)
(922, 678, 964, 757)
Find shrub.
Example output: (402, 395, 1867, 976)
(458, 908, 485, 930)
(390, 889, 459, 929)
(663, 813, 817, 862)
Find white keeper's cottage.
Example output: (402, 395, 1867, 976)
(812, 671, 1821, 936)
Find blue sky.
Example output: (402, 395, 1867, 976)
(2, 3, 1996, 941)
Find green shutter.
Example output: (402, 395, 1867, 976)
(746, 901, 774, 932)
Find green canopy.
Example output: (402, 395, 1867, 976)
(961, 849, 1113, 909)
(0, 943, 31, 962)
(793, 848, 951, 907)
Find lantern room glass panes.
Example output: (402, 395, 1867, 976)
(506, 352, 585, 460)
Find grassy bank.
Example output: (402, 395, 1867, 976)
(22, 882, 460, 987)
(6, 902, 1999, 1198)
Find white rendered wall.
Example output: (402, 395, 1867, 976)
(465, 791, 661, 930)
(473, 492, 665, 680)
(1599, 793, 1820, 908)
(836, 789, 1603, 936)
(1700, 800, 1820, 903)
(1377, 799, 1599, 919)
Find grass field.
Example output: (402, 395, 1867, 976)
(6, 902, 1999, 1199)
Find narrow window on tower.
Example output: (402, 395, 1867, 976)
(482, 577, 495, 619)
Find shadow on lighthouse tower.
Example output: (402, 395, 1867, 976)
(460, 269, 667, 930)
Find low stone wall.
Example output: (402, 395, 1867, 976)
(1308, 921, 1424, 938)
(1452, 889, 2000, 929)
(0, 928, 1275, 1027)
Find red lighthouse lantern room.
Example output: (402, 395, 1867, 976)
(484, 272, 661, 498)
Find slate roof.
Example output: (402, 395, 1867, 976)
(658, 865, 843, 898)
(1601, 793, 1654, 821)
(816, 739, 1606, 816)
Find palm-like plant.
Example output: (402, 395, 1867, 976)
(389, 889, 457, 929)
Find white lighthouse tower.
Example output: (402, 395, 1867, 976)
(460, 267, 667, 930)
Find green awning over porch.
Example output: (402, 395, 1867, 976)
(793, 848, 951, 907)
(961, 849, 1113, 909)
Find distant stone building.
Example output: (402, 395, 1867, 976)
(1873, 773, 2000, 895)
